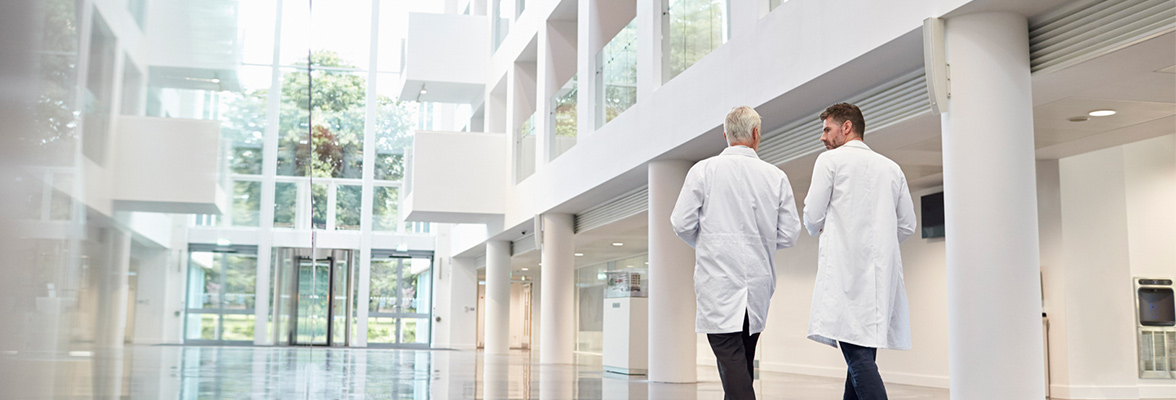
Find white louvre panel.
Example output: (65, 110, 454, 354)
(512, 233, 536, 256)
(759, 70, 930, 166)
(574, 187, 649, 234)
(1030, 0, 1176, 73)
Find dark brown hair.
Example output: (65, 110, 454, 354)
(819, 103, 865, 137)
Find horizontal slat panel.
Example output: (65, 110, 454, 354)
(759, 70, 930, 166)
(574, 187, 649, 233)
(1029, 0, 1176, 73)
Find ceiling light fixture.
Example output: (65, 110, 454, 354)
(575, 253, 584, 256)
(420, 87, 428, 95)
(521, 268, 529, 271)
(1088, 109, 1116, 117)
(612, 242, 623, 247)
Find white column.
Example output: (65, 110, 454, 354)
(647, 160, 697, 383)
(352, 0, 381, 348)
(484, 240, 512, 354)
(253, 0, 285, 345)
(941, 12, 1045, 399)
(539, 213, 575, 364)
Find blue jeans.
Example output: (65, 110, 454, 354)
(839, 341, 888, 400)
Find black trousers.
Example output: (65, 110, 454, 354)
(839, 341, 888, 400)
(706, 311, 760, 400)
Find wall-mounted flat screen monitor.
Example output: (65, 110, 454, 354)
(1139, 287, 1175, 326)
(921, 192, 945, 238)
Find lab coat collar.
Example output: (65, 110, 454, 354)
(840, 140, 871, 151)
(721, 145, 760, 158)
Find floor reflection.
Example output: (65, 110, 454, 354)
(81, 345, 953, 399)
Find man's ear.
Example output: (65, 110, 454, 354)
(842, 119, 853, 136)
(723, 131, 728, 143)
(752, 126, 761, 142)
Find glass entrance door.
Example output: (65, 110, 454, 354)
(272, 248, 354, 346)
(368, 257, 432, 348)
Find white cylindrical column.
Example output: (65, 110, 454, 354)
(540, 213, 575, 364)
(484, 240, 512, 355)
(647, 160, 697, 383)
(942, 12, 1045, 399)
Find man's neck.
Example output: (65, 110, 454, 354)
(731, 143, 758, 152)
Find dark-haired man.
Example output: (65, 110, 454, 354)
(803, 103, 916, 400)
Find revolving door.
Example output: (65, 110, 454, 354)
(272, 248, 355, 346)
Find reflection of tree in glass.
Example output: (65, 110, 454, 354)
(27, 0, 80, 167)
(231, 181, 261, 227)
(602, 20, 638, 123)
(667, 0, 725, 80)
(373, 186, 398, 231)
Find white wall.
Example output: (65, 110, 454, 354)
(1051, 134, 1176, 400)
(731, 185, 951, 389)
(686, 135, 1176, 396)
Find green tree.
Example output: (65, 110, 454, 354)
(218, 50, 417, 228)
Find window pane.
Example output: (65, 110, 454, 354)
(400, 317, 429, 344)
(368, 317, 398, 343)
(186, 313, 219, 340)
(374, 83, 416, 181)
(310, 0, 372, 69)
(666, 0, 728, 81)
(223, 255, 257, 310)
(187, 252, 221, 309)
(598, 18, 638, 127)
(516, 112, 536, 182)
(335, 184, 362, 230)
(373, 186, 399, 231)
(240, 0, 277, 65)
(277, 65, 366, 178)
(273, 182, 298, 228)
(370, 260, 399, 313)
(551, 75, 577, 160)
(220, 314, 255, 341)
(279, 0, 311, 66)
(312, 183, 328, 230)
(231, 181, 262, 227)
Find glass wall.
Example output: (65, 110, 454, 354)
(550, 75, 577, 160)
(368, 257, 433, 347)
(597, 18, 639, 128)
(516, 112, 537, 182)
(665, 0, 728, 82)
(185, 250, 259, 343)
(575, 253, 648, 354)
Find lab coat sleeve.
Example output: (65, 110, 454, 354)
(670, 164, 705, 248)
(896, 176, 916, 242)
(776, 173, 801, 249)
(803, 154, 834, 236)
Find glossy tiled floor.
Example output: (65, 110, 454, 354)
(6, 345, 953, 399)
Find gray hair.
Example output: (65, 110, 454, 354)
(724, 106, 761, 145)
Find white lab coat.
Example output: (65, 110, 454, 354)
(803, 140, 916, 350)
(671, 146, 802, 334)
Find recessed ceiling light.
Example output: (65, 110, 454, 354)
(420, 88, 428, 94)
(1088, 109, 1116, 117)
(575, 253, 584, 256)
(1068, 116, 1090, 122)
(1157, 65, 1176, 74)
(612, 242, 623, 246)
(521, 268, 529, 271)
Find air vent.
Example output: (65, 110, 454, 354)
(759, 70, 930, 166)
(1030, 0, 1176, 73)
(574, 186, 649, 234)
(512, 233, 536, 255)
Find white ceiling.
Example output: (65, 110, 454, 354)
(557, 27, 1176, 270)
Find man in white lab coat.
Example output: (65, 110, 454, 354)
(672, 106, 802, 400)
(803, 103, 917, 400)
